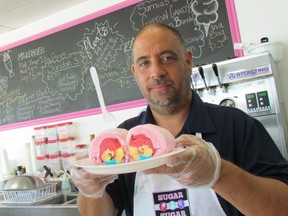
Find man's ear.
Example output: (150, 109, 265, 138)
(186, 51, 193, 74)
(131, 64, 136, 75)
(186, 51, 192, 66)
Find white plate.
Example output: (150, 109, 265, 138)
(73, 148, 184, 175)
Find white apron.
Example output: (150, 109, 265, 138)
(133, 133, 226, 216)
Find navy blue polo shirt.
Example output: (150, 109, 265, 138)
(106, 90, 288, 216)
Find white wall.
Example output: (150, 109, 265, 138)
(0, 0, 287, 174)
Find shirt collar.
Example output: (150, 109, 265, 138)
(180, 90, 216, 135)
(140, 90, 216, 136)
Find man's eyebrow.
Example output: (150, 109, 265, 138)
(159, 49, 178, 57)
(135, 49, 179, 64)
(135, 56, 148, 64)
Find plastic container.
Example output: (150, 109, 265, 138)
(74, 144, 88, 159)
(36, 155, 47, 171)
(48, 155, 61, 171)
(61, 154, 74, 171)
(46, 140, 59, 155)
(247, 42, 283, 62)
(46, 125, 58, 141)
(57, 122, 73, 139)
(34, 126, 47, 142)
(2, 183, 57, 204)
(35, 141, 46, 157)
(59, 137, 75, 154)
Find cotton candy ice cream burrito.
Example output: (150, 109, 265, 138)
(89, 128, 128, 165)
(126, 124, 176, 161)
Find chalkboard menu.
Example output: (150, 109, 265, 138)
(0, 0, 241, 130)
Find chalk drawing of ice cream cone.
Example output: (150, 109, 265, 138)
(3, 52, 15, 78)
(203, 23, 210, 37)
(191, 0, 219, 38)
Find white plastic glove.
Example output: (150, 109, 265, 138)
(168, 134, 221, 187)
(144, 134, 221, 188)
(71, 167, 117, 198)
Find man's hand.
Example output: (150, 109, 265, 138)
(71, 167, 117, 198)
(144, 134, 221, 187)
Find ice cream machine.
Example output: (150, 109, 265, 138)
(191, 52, 288, 159)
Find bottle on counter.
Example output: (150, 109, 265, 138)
(61, 171, 72, 202)
(16, 165, 23, 175)
(21, 166, 26, 174)
(89, 134, 95, 142)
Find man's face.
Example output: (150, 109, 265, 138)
(131, 27, 192, 115)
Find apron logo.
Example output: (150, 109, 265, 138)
(153, 188, 191, 216)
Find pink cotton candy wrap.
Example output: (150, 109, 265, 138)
(89, 128, 128, 164)
(126, 124, 176, 161)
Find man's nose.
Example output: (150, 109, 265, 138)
(150, 61, 165, 78)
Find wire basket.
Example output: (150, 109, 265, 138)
(2, 183, 57, 204)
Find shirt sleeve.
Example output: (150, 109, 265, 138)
(206, 106, 288, 184)
(235, 116, 288, 184)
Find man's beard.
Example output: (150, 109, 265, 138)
(143, 77, 189, 115)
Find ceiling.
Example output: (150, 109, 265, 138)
(0, 0, 87, 36)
